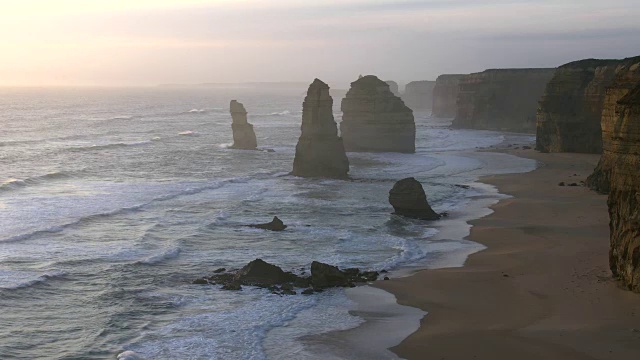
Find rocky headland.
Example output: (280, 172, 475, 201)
(432, 74, 465, 118)
(603, 83, 640, 292)
(535, 58, 640, 153)
(292, 79, 350, 179)
(389, 177, 441, 220)
(229, 100, 258, 150)
(340, 75, 415, 153)
(586, 57, 640, 193)
(452, 68, 556, 133)
(402, 80, 436, 110)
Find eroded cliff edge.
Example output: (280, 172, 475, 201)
(292, 79, 349, 179)
(340, 75, 415, 153)
(604, 83, 640, 292)
(432, 74, 464, 118)
(452, 68, 555, 133)
(587, 58, 640, 193)
(535, 58, 636, 153)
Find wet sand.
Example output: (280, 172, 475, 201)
(376, 150, 640, 359)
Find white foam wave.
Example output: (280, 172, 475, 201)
(178, 131, 198, 136)
(137, 246, 181, 265)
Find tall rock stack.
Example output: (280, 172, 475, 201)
(292, 79, 349, 179)
(432, 74, 465, 118)
(402, 80, 436, 110)
(536, 59, 627, 153)
(602, 83, 640, 292)
(340, 75, 415, 153)
(587, 58, 640, 193)
(229, 100, 258, 150)
(452, 68, 556, 133)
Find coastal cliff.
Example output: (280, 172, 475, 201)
(604, 83, 640, 292)
(402, 80, 436, 110)
(587, 58, 640, 193)
(536, 59, 628, 153)
(432, 74, 464, 118)
(229, 100, 258, 150)
(452, 68, 555, 133)
(340, 75, 415, 153)
(292, 79, 349, 179)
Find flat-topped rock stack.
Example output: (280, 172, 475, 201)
(586, 57, 640, 193)
(535, 58, 636, 153)
(432, 74, 465, 118)
(452, 68, 556, 133)
(402, 80, 436, 110)
(292, 79, 349, 179)
(229, 100, 258, 150)
(340, 75, 415, 153)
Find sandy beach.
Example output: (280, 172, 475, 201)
(376, 149, 640, 359)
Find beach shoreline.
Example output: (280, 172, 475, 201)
(375, 149, 640, 359)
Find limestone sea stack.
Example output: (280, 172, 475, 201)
(535, 58, 640, 153)
(452, 68, 556, 133)
(432, 74, 465, 118)
(586, 58, 640, 193)
(385, 80, 400, 96)
(403, 80, 436, 110)
(229, 100, 257, 150)
(389, 177, 441, 220)
(292, 79, 349, 179)
(340, 75, 415, 153)
(601, 83, 640, 292)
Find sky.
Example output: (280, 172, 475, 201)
(0, 0, 639, 87)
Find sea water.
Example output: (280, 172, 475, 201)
(0, 86, 536, 359)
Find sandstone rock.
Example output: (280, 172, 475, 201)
(602, 83, 640, 292)
(229, 100, 258, 150)
(403, 80, 436, 110)
(536, 58, 636, 153)
(292, 79, 350, 179)
(247, 216, 287, 231)
(432, 74, 465, 118)
(587, 57, 640, 193)
(385, 80, 400, 96)
(311, 261, 349, 289)
(340, 75, 415, 153)
(453, 68, 556, 133)
(389, 177, 441, 220)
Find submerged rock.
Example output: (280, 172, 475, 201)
(432, 74, 465, 118)
(341, 75, 415, 153)
(247, 216, 287, 231)
(229, 100, 258, 150)
(292, 79, 350, 179)
(389, 177, 441, 220)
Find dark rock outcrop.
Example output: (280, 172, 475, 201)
(195, 259, 380, 293)
(292, 79, 349, 179)
(247, 216, 287, 231)
(453, 68, 556, 133)
(340, 75, 415, 153)
(385, 80, 400, 96)
(229, 100, 258, 150)
(587, 58, 640, 193)
(389, 177, 441, 220)
(432, 74, 465, 118)
(535, 58, 640, 153)
(602, 83, 640, 292)
(402, 80, 436, 110)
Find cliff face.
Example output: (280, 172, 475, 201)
(402, 80, 436, 110)
(432, 74, 465, 118)
(603, 83, 640, 292)
(292, 79, 349, 179)
(587, 58, 640, 193)
(340, 75, 415, 153)
(536, 59, 627, 153)
(229, 100, 258, 150)
(452, 68, 555, 133)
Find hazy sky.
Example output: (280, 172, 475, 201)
(1, 0, 639, 86)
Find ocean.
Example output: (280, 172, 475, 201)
(0, 86, 536, 359)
